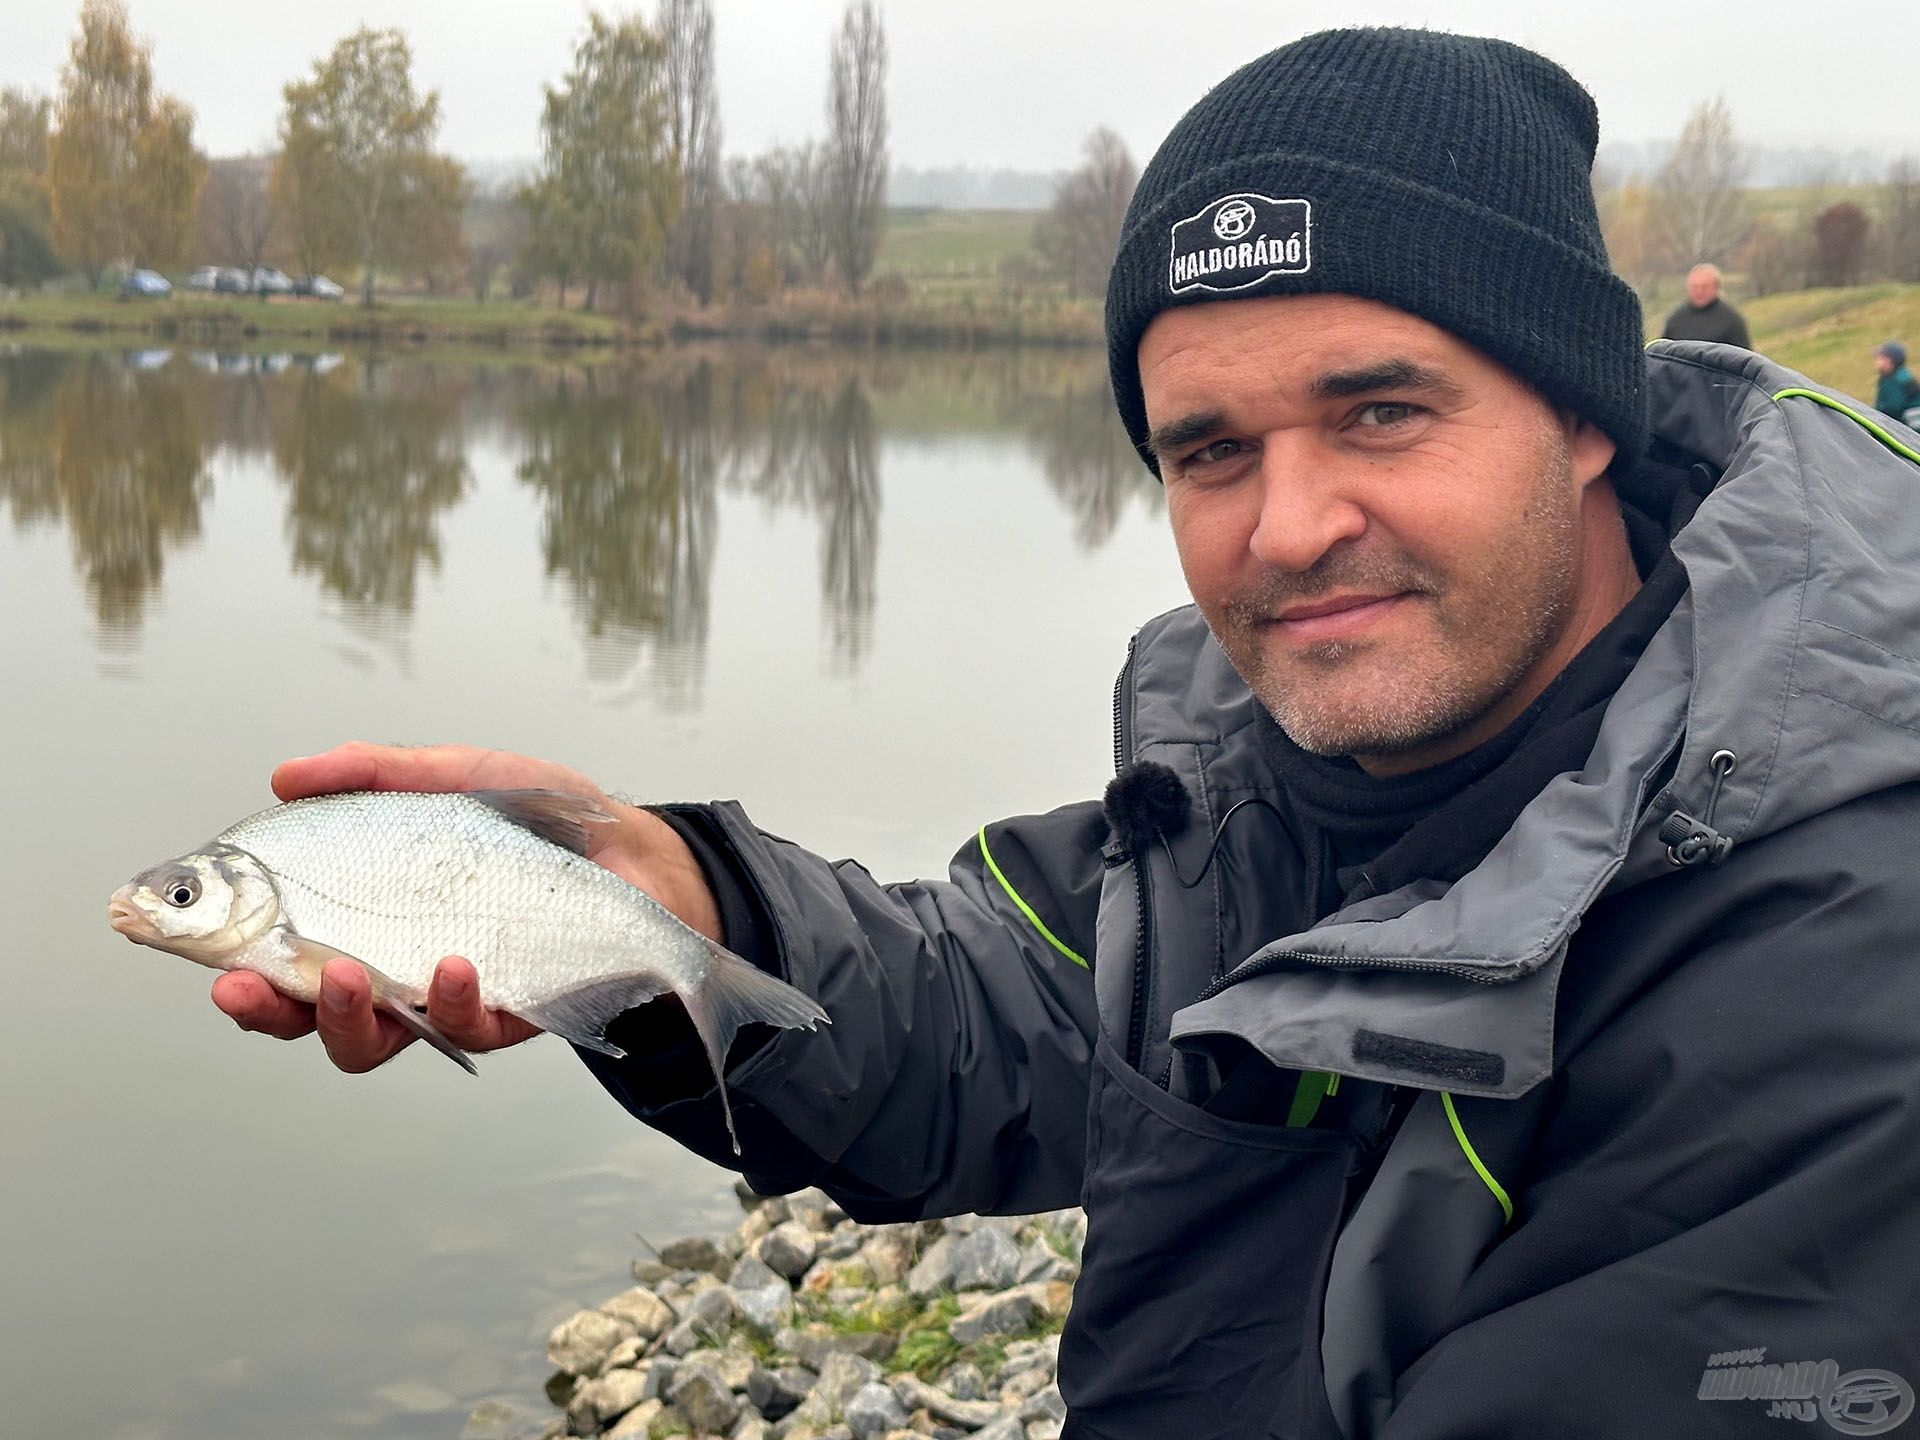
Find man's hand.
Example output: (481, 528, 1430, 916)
(213, 954, 543, 1073)
(212, 741, 721, 1073)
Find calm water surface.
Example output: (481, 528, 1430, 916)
(0, 342, 1190, 1438)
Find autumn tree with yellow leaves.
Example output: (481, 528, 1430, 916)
(46, 0, 205, 285)
(274, 27, 463, 304)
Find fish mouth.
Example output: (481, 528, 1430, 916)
(107, 886, 151, 938)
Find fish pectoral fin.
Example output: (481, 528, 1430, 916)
(470, 789, 614, 856)
(518, 973, 675, 1058)
(280, 934, 478, 1077)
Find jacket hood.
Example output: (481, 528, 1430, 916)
(1166, 340, 1920, 1097)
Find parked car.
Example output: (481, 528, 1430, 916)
(214, 267, 249, 294)
(293, 273, 345, 301)
(120, 268, 172, 298)
(247, 266, 294, 296)
(185, 266, 221, 292)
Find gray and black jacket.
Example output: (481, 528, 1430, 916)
(588, 344, 1920, 1438)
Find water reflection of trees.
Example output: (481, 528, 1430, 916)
(513, 358, 884, 690)
(514, 367, 716, 701)
(0, 352, 209, 636)
(269, 365, 470, 612)
(0, 344, 1156, 675)
(725, 373, 879, 669)
(1019, 377, 1162, 548)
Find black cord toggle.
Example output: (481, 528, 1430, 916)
(1662, 748, 1738, 868)
(1658, 810, 1732, 866)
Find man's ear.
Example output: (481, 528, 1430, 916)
(1565, 414, 1617, 490)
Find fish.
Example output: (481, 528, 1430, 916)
(107, 788, 828, 1151)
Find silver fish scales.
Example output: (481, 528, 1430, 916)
(108, 789, 828, 1151)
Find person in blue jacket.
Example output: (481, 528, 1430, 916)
(1872, 340, 1920, 422)
(220, 28, 1920, 1440)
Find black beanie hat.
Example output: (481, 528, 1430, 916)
(1106, 28, 1647, 473)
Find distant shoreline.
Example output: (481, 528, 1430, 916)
(0, 290, 1104, 354)
(11, 283, 1914, 402)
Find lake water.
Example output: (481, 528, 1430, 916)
(0, 341, 1191, 1439)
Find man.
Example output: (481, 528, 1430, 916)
(222, 29, 1920, 1439)
(1661, 261, 1753, 348)
(1873, 339, 1920, 422)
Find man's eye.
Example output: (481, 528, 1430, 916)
(1189, 438, 1246, 466)
(1355, 402, 1419, 428)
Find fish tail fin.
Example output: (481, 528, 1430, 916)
(361, 962, 478, 1076)
(683, 942, 830, 1156)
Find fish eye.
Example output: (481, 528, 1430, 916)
(163, 876, 201, 908)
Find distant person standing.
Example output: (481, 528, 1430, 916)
(1661, 262, 1752, 348)
(1873, 341, 1920, 424)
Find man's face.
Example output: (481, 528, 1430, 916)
(1140, 293, 1627, 776)
(1686, 267, 1719, 307)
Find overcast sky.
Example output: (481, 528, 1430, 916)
(0, 0, 1893, 173)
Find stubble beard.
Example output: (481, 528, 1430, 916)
(1218, 436, 1582, 766)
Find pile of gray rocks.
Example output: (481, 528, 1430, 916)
(469, 1183, 1083, 1440)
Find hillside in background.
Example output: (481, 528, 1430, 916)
(461, 146, 1920, 205)
(1741, 284, 1920, 400)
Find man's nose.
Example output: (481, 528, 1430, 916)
(1247, 438, 1368, 573)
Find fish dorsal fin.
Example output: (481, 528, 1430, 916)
(470, 789, 614, 855)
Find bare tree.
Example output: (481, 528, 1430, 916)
(746, 142, 832, 287)
(1880, 157, 1920, 283)
(1648, 97, 1750, 275)
(824, 0, 887, 295)
(463, 180, 528, 301)
(1033, 127, 1136, 298)
(713, 156, 768, 298)
(660, 0, 720, 303)
(1740, 216, 1807, 297)
(198, 154, 274, 269)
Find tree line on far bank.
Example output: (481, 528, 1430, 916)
(6, 8, 1911, 318)
(0, 0, 894, 311)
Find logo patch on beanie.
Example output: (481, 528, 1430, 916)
(1169, 193, 1311, 294)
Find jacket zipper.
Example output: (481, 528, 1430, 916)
(1110, 635, 1134, 774)
(1109, 637, 1158, 1075)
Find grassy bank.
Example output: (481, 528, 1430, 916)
(0, 291, 631, 350)
(6, 272, 1912, 396)
(0, 283, 1103, 353)
(1739, 283, 1920, 398)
